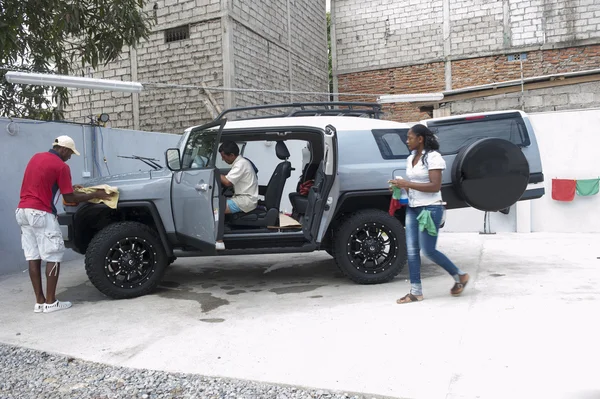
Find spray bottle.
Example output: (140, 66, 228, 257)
(390, 176, 409, 206)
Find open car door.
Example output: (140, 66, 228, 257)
(303, 124, 340, 243)
(170, 119, 226, 253)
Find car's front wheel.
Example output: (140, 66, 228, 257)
(333, 209, 406, 284)
(85, 222, 168, 299)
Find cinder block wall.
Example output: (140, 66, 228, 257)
(64, 0, 328, 132)
(232, 0, 329, 113)
(65, 0, 223, 133)
(332, 0, 600, 121)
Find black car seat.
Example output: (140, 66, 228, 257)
(289, 163, 319, 218)
(227, 141, 292, 227)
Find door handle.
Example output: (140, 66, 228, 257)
(195, 183, 209, 191)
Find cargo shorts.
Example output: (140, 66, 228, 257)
(15, 208, 65, 263)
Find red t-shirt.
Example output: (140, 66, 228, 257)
(18, 150, 74, 214)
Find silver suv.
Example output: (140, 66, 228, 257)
(59, 103, 544, 299)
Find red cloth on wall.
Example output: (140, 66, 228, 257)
(552, 179, 576, 201)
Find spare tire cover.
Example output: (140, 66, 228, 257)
(451, 138, 529, 212)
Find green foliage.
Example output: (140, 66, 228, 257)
(0, 0, 152, 120)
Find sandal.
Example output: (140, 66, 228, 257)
(396, 293, 424, 304)
(451, 273, 470, 296)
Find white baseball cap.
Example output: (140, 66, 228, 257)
(53, 135, 80, 156)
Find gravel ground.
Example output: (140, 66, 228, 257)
(0, 344, 381, 399)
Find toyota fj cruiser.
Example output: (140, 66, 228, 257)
(59, 102, 544, 299)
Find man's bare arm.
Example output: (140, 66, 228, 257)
(220, 174, 233, 187)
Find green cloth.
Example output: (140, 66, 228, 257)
(416, 209, 438, 236)
(391, 186, 402, 200)
(576, 179, 599, 196)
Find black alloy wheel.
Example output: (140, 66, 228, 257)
(333, 209, 406, 284)
(104, 236, 157, 289)
(85, 221, 168, 299)
(347, 222, 396, 274)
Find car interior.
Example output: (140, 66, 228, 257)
(216, 130, 324, 234)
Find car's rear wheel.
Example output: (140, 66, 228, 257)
(85, 222, 168, 299)
(333, 209, 406, 284)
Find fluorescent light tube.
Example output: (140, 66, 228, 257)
(378, 93, 444, 103)
(5, 71, 143, 93)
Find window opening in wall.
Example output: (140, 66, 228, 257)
(507, 53, 527, 62)
(165, 25, 190, 43)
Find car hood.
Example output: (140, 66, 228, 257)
(63, 168, 173, 211)
(83, 170, 168, 187)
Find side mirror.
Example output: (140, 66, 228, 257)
(165, 148, 182, 171)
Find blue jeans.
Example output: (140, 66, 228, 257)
(405, 205, 459, 286)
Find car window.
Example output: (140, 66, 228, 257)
(372, 129, 410, 159)
(181, 128, 220, 169)
(427, 114, 531, 155)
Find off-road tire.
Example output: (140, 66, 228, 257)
(333, 209, 406, 284)
(85, 222, 168, 299)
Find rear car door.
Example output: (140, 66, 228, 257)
(303, 125, 340, 243)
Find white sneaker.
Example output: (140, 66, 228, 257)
(215, 241, 226, 251)
(43, 300, 72, 313)
(34, 303, 44, 313)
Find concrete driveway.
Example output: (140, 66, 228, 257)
(1, 233, 599, 399)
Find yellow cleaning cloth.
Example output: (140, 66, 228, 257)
(74, 184, 119, 209)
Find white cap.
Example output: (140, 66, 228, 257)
(53, 135, 80, 156)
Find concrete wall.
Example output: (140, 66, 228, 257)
(230, 0, 329, 114)
(64, 14, 223, 133)
(0, 118, 179, 275)
(529, 108, 600, 232)
(333, 0, 445, 73)
(334, 0, 600, 74)
(449, 81, 600, 115)
(63, 0, 328, 130)
(333, 0, 600, 122)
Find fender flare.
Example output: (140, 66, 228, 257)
(74, 201, 173, 257)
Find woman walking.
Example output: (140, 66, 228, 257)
(390, 124, 469, 304)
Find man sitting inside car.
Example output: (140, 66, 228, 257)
(219, 140, 258, 214)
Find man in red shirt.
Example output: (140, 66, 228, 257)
(16, 135, 113, 313)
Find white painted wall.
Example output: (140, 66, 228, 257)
(529, 109, 600, 232)
(443, 108, 600, 233)
(443, 205, 516, 233)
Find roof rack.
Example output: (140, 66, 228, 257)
(215, 102, 383, 120)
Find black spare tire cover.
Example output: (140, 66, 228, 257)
(451, 138, 529, 212)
